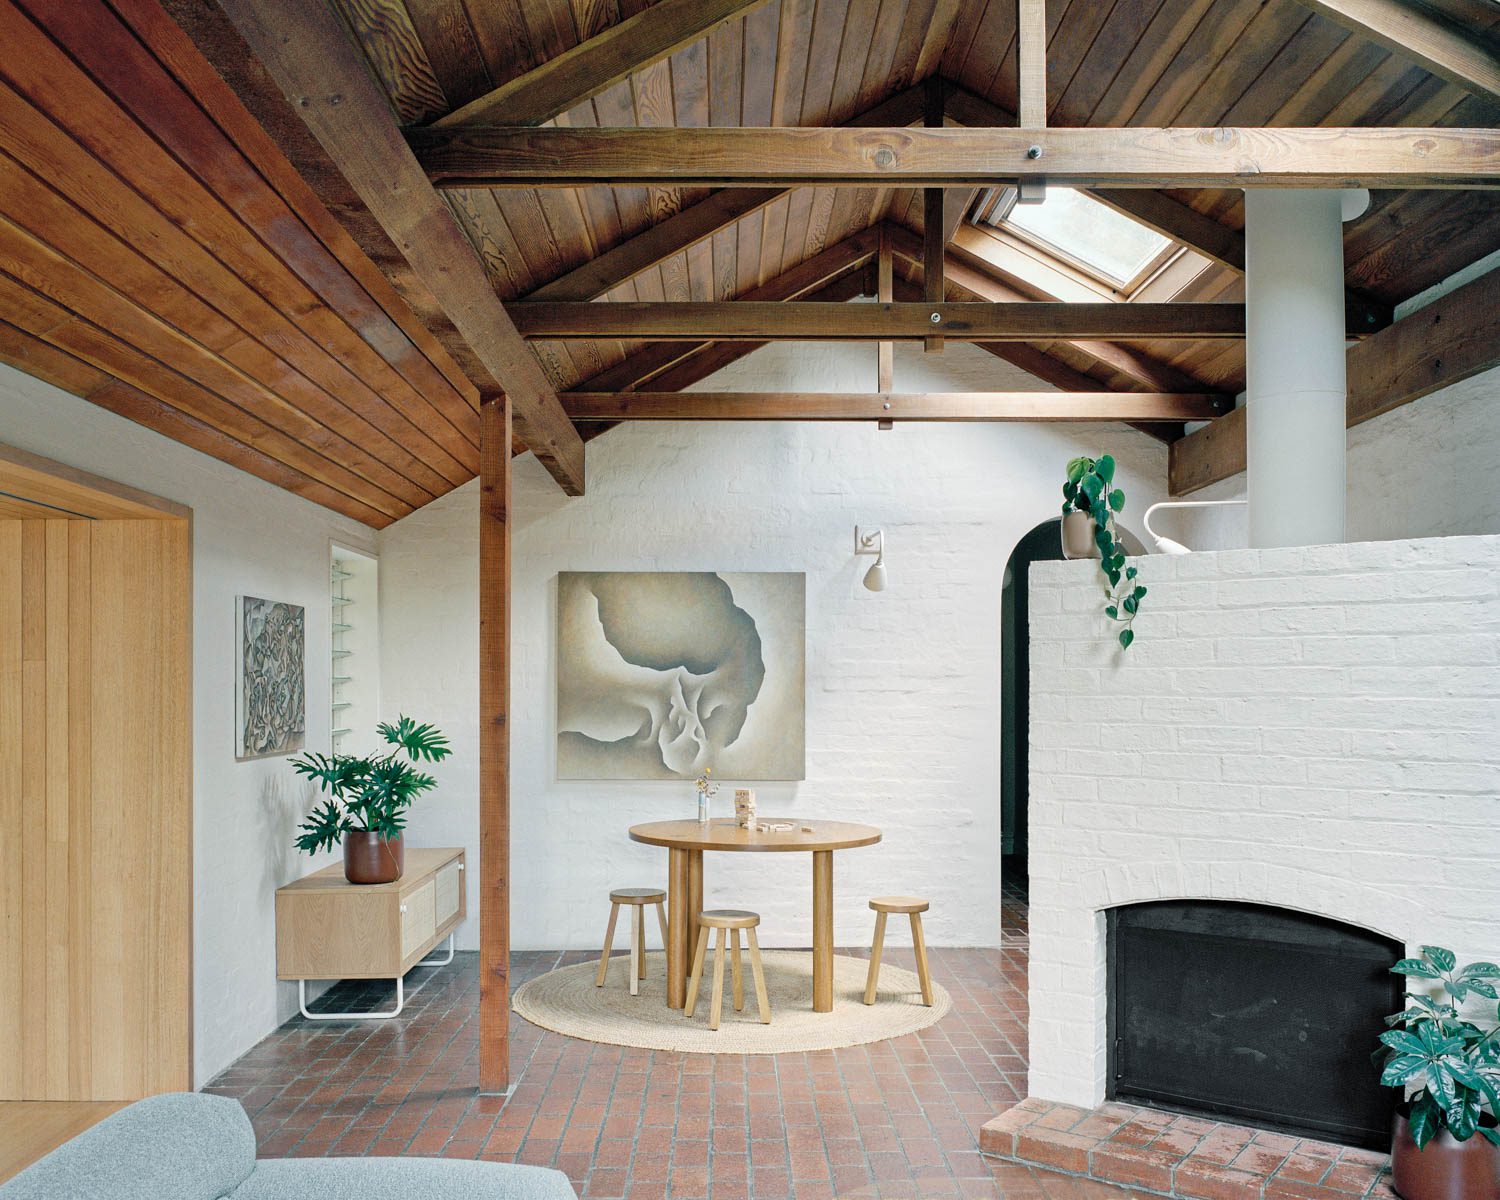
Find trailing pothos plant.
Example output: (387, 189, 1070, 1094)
(1376, 945, 1500, 1148)
(292, 716, 452, 856)
(1062, 454, 1147, 650)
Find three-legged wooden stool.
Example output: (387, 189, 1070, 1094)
(596, 886, 668, 996)
(685, 909, 771, 1029)
(864, 896, 934, 1006)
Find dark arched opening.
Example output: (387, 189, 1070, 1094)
(1001, 517, 1144, 891)
(999, 519, 1066, 889)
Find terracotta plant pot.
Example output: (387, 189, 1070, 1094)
(342, 831, 404, 885)
(1061, 510, 1099, 560)
(1391, 1112, 1500, 1200)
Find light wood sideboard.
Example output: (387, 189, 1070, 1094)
(276, 848, 466, 1004)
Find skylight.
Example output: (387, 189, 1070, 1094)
(978, 188, 1173, 289)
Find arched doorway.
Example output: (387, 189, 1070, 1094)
(1001, 518, 1143, 887)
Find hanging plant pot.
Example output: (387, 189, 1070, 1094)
(1060, 510, 1098, 560)
(343, 831, 405, 885)
(1391, 1112, 1500, 1200)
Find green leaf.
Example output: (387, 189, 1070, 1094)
(1081, 474, 1103, 502)
(1460, 962, 1500, 980)
(1133, 585, 1147, 600)
(1394, 958, 1442, 979)
(1118, 628, 1134, 650)
(1409, 1097, 1440, 1149)
(1424, 946, 1458, 974)
(1125, 567, 1137, 580)
(1063, 480, 1078, 502)
(1108, 489, 1125, 512)
(1097, 454, 1115, 483)
(1105, 606, 1118, 619)
(1123, 596, 1138, 615)
(1066, 457, 1090, 484)
(1382, 1055, 1429, 1087)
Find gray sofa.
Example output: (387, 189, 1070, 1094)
(0, 1093, 577, 1200)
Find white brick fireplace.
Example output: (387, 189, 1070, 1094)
(1025, 535, 1500, 1107)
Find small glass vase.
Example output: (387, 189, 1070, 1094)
(697, 792, 710, 824)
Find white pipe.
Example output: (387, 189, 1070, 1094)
(1142, 500, 1248, 554)
(1244, 190, 1348, 548)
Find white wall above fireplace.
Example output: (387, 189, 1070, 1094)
(1025, 535, 1500, 1107)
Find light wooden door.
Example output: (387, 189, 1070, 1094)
(0, 516, 191, 1100)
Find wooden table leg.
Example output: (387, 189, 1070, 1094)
(812, 849, 833, 1012)
(667, 848, 689, 1008)
(687, 849, 703, 985)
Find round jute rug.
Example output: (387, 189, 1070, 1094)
(512, 950, 950, 1054)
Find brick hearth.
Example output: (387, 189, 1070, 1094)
(980, 1098, 1396, 1200)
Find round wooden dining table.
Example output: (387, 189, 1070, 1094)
(628, 818, 882, 1013)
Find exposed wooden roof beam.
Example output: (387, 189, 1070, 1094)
(408, 125, 1500, 189)
(885, 225, 1218, 393)
(509, 301, 1248, 341)
(1168, 266, 1500, 494)
(573, 230, 879, 395)
(563, 391, 1229, 422)
(1294, 0, 1500, 104)
(430, 0, 774, 129)
(524, 88, 925, 302)
(211, 0, 585, 495)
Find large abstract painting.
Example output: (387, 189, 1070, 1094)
(557, 572, 805, 780)
(236, 595, 306, 760)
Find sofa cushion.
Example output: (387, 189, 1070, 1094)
(0, 1093, 257, 1200)
(230, 1157, 578, 1199)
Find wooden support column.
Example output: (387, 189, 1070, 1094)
(479, 396, 512, 1094)
(877, 228, 894, 394)
(923, 79, 946, 353)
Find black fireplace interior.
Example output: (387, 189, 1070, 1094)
(1107, 900, 1402, 1149)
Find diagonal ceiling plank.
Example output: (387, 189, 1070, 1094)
(430, 0, 775, 129)
(525, 87, 926, 303)
(1168, 264, 1500, 494)
(1293, 0, 1500, 104)
(208, 0, 585, 495)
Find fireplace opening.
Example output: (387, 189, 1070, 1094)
(1107, 900, 1402, 1149)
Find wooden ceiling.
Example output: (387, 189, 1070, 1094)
(0, 0, 1494, 525)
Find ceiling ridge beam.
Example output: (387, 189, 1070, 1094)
(216, 0, 585, 495)
(430, 0, 775, 129)
(1168, 263, 1500, 494)
(1292, 0, 1500, 104)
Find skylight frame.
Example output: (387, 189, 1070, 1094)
(972, 187, 1182, 298)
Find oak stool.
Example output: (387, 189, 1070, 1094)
(595, 886, 668, 996)
(864, 896, 934, 1006)
(685, 909, 771, 1029)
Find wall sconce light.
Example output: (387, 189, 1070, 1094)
(1142, 499, 1248, 554)
(854, 527, 886, 591)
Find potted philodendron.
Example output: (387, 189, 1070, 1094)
(1061, 454, 1147, 649)
(291, 716, 451, 884)
(1377, 945, 1500, 1200)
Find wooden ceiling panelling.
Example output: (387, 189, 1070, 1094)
(0, 0, 484, 526)
(0, 0, 1491, 526)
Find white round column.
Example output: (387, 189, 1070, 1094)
(1244, 189, 1349, 548)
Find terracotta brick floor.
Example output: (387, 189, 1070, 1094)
(206, 879, 1155, 1198)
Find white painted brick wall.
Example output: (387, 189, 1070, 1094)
(383, 339, 1174, 952)
(1026, 535, 1500, 1107)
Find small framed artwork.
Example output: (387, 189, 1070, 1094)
(235, 595, 306, 760)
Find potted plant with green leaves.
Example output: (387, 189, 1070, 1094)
(1061, 454, 1147, 649)
(1377, 945, 1500, 1200)
(291, 716, 451, 884)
